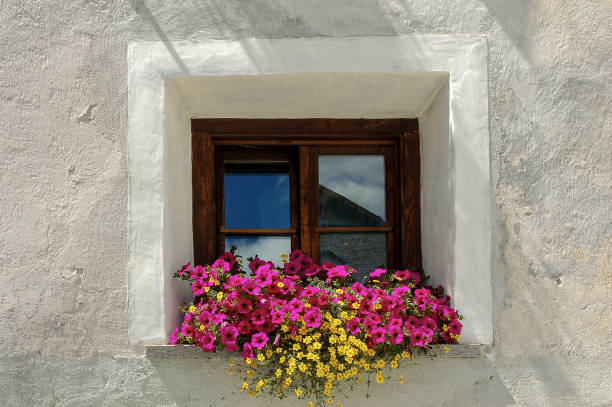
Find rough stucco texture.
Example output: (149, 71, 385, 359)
(0, 1, 610, 406)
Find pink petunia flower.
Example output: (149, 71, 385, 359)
(242, 342, 254, 360)
(327, 265, 349, 279)
(448, 318, 463, 335)
(303, 308, 322, 328)
(284, 260, 301, 275)
(370, 327, 386, 344)
(197, 330, 216, 352)
(369, 268, 387, 278)
(346, 317, 361, 335)
(220, 325, 239, 346)
(236, 297, 253, 314)
(251, 332, 269, 348)
(236, 319, 252, 335)
(177, 262, 191, 275)
(388, 325, 404, 345)
(211, 258, 231, 272)
(169, 327, 180, 344)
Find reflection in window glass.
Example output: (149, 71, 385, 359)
(320, 233, 386, 280)
(226, 235, 291, 270)
(225, 163, 290, 229)
(319, 155, 385, 227)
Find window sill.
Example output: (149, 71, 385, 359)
(145, 344, 484, 359)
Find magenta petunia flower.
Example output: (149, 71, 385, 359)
(218, 251, 237, 268)
(211, 258, 231, 272)
(317, 293, 330, 307)
(177, 262, 191, 275)
(346, 317, 361, 335)
(370, 327, 386, 344)
(181, 322, 193, 337)
(250, 309, 266, 325)
(448, 318, 463, 335)
(369, 268, 387, 278)
(270, 309, 285, 324)
(198, 331, 216, 352)
(251, 332, 269, 348)
(327, 265, 349, 279)
(236, 319, 253, 335)
(220, 325, 239, 346)
(388, 325, 404, 345)
(242, 342, 254, 360)
(249, 256, 266, 274)
(289, 249, 304, 261)
(237, 297, 253, 314)
(286, 298, 304, 314)
(421, 316, 437, 332)
(303, 308, 322, 328)
(190, 265, 207, 280)
(191, 278, 207, 296)
(414, 287, 431, 298)
(302, 286, 318, 297)
(284, 260, 301, 275)
(302, 264, 320, 277)
(169, 327, 180, 344)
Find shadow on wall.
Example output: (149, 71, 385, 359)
(148, 355, 515, 406)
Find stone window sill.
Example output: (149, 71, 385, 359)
(145, 344, 484, 359)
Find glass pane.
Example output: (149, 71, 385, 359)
(320, 233, 386, 280)
(319, 155, 386, 227)
(225, 163, 290, 229)
(226, 235, 291, 268)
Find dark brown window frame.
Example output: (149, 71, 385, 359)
(192, 119, 422, 271)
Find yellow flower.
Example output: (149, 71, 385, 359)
(188, 305, 196, 313)
(376, 371, 384, 384)
(303, 336, 313, 344)
(295, 388, 303, 397)
(228, 368, 233, 374)
(204, 286, 210, 293)
(246, 369, 254, 378)
(241, 382, 249, 392)
(327, 398, 333, 404)
(390, 360, 398, 369)
(351, 302, 360, 309)
(280, 356, 286, 364)
(312, 342, 322, 350)
(338, 403, 342, 407)
(444, 346, 450, 354)
(228, 360, 234, 367)
(257, 353, 265, 362)
(293, 343, 301, 351)
(337, 301, 344, 305)
(277, 282, 285, 288)
(308, 403, 314, 407)
(216, 292, 224, 301)
(245, 357, 252, 365)
(336, 289, 344, 295)
(276, 369, 282, 378)
(266, 349, 273, 358)
(248, 390, 254, 397)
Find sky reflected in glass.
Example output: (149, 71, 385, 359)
(226, 235, 291, 268)
(225, 163, 290, 229)
(319, 155, 385, 227)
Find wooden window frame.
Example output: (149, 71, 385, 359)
(192, 119, 421, 271)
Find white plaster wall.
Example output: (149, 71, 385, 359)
(1, 1, 610, 406)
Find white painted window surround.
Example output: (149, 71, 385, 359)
(127, 36, 492, 348)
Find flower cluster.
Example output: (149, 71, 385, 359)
(170, 250, 463, 405)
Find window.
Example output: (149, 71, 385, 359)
(192, 119, 421, 279)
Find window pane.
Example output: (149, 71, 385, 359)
(320, 233, 386, 280)
(319, 155, 386, 227)
(225, 163, 290, 229)
(225, 235, 291, 268)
